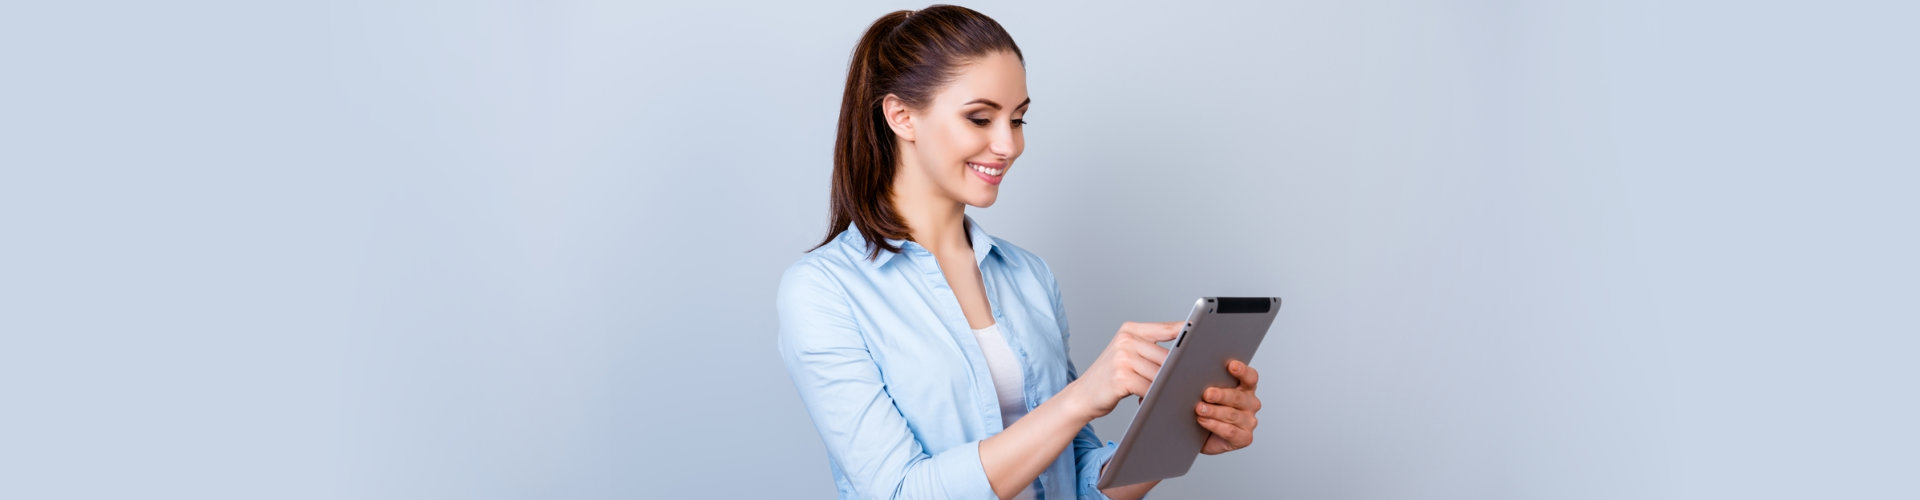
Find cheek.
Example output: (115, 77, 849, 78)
(945, 125, 990, 159)
(920, 123, 960, 163)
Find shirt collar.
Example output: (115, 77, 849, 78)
(857, 214, 1000, 269)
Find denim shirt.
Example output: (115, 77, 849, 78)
(777, 215, 1118, 499)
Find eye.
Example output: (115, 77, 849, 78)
(1011, 118, 1026, 128)
(969, 117, 991, 126)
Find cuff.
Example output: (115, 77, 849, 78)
(939, 440, 998, 500)
(1079, 440, 1120, 500)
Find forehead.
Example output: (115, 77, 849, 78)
(934, 51, 1028, 107)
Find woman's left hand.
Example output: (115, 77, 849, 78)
(1196, 359, 1261, 455)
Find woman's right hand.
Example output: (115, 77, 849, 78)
(1065, 321, 1181, 419)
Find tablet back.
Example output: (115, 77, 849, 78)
(1096, 296, 1281, 490)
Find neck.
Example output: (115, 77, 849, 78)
(891, 155, 971, 255)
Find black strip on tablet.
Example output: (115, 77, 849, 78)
(1215, 297, 1271, 314)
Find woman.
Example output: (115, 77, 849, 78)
(777, 6, 1264, 499)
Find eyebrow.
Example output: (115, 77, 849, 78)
(963, 97, 1032, 111)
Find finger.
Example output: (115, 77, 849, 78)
(1125, 376, 1152, 399)
(1202, 387, 1261, 413)
(1227, 360, 1259, 390)
(1105, 365, 1149, 400)
(1127, 356, 1162, 383)
(1131, 340, 1170, 363)
(1196, 415, 1252, 449)
(1203, 414, 1256, 448)
(1201, 434, 1232, 455)
(1195, 402, 1248, 425)
(1122, 321, 1181, 343)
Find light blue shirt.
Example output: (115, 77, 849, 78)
(777, 215, 1119, 499)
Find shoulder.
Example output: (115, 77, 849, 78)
(987, 234, 1060, 288)
(778, 229, 870, 307)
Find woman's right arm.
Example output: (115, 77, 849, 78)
(977, 321, 1179, 500)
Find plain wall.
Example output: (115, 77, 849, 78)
(2, 0, 1915, 498)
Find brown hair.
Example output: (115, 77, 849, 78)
(814, 5, 1024, 260)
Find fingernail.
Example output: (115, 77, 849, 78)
(1197, 404, 1209, 415)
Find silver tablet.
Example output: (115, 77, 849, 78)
(1095, 296, 1282, 490)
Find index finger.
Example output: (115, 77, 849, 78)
(1227, 359, 1259, 390)
(1122, 321, 1182, 343)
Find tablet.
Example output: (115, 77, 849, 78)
(1095, 296, 1282, 490)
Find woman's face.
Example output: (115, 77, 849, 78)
(889, 50, 1028, 208)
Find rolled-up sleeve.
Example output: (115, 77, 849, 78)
(776, 260, 998, 499)
(1074, 431, 1120, 500)
(1039, 258, 1121, 500)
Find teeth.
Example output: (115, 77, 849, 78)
(968, 163, 1005, 176)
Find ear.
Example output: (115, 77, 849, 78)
(881, 94, 916, 143)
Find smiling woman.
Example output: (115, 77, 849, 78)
(778, 5, 1264, 500)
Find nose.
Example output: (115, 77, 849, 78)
(989, 122, 1017, 158)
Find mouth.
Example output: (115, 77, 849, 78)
(968, 161, 1006, 185)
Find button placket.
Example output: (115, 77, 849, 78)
(913, 249, 995, 427)
(917, 250, 1004, 430)
(998, 320, 1034, 410)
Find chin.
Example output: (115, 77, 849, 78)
(965, 191, 1001, 208)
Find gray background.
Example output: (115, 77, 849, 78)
(3, 0, 1915, 498)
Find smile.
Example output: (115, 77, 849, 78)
(968, 162, 1005, 176)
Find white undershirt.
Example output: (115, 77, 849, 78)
(971, 322, 1036, 500)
